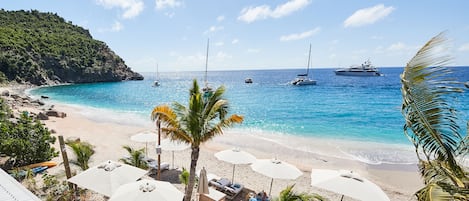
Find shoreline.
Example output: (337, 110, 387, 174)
(1, 84, 422, 200)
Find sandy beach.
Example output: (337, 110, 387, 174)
(1, 85, 422, 201)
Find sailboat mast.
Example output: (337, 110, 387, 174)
(156, 63, 159, 81)
(204, 38, 209, 88)
(306, 43, 311, 76)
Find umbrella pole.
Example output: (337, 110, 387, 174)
(269, 178, 274, 196)
(232, 164, 236, 183)
(340, 195, 344, 201)
(145, 142, 148, 157)
(172, 151, 175, 169)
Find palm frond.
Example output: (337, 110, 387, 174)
(401, 32, 464, 166)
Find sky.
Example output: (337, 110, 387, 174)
(2, 0, 469, 72)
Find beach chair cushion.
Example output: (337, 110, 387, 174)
(209, 177, 231, 190)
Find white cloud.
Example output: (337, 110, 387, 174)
(155, 0, 182, 10)
(96, 0, 144, 19)
(344, 4, 394, 28)
(112, 21, 124, 32)
(280, 27, 320, 41)
(232, 39, 239, 44)
(247, 48, 260, 53)
(215, 42, 224, 46)
(238, 0, 311, 23)
(458, 43, 469, 51)
(97, 20, 124, 32)
(217, 15, 225, 22)
(387, 42, 407, 51)
(216, 51, 232, 60)
(204, 26, 224, 34)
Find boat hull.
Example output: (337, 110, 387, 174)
(334, 70, 382, 76)
(293, 79, 317, 85)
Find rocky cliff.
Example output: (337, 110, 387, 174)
(0, 9, 143, 85)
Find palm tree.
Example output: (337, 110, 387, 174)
(119, 145, 148, 169)
(400, 32, 469, 200)
(274, 184, 326, 201)
(151, 79, 243, 201)
(66, 140, 94, 170)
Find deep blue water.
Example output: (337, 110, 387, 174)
(30, 67, 469, 154)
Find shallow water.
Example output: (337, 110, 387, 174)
(30, 67, 469, 164)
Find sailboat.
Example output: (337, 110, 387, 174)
(292, 44, 317, 86)
(153, 63, 160, 87)
(202, 39, 213, 97)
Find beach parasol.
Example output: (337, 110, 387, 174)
(109, 179, 183, 201)
(130, 131, 157, 156)
(250, 158, 302, 195)
(214, 147, 256, 183)
(68, 160, 147, 197)
(310, 169, 390, 201)
(197, 167, 209, 194)
(159, 138, 190, 168)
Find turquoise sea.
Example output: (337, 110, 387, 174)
(29, 67, 469, 165)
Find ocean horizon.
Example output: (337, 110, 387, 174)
(29, 66, 469, 165)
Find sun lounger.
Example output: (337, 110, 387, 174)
(147, 160, 170, 171)
(208, 177, 231, 191)
(223, 183, 244, 199)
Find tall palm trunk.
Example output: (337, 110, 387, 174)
(184, 146, 200, 201)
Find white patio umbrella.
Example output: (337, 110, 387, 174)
(197, 167, 209, 194)
(159, 138, 190, 168)
(214, 147, 256, 183)
(68, 160, 147, 197)
(251, 158, 302, 196)
(310, 169, 390, 201)
(130, 131, 157, 156)
(109, 179, 184, 201)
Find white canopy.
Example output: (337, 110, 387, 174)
(109, 179, 183, 201)
(68, 160, 147, 197)
(215, 147, 256, 182)
(310, 169, 390, 201)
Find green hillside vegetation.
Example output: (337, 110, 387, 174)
(0, 9, 143, 85)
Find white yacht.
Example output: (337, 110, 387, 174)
(292, 44, 317, 86)
(334, 60, 383, 76)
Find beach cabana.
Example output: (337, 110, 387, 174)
(250, 158, 302, 196)
(310, 169, 390, 201)
(214, 147, 256, 183)
(109, 179, 183, 201)
(68, 160, 147, 197)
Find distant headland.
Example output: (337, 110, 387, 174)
(0, 9, 143, 86)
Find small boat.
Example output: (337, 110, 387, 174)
(245, 78, 253, 84)
(153, 63, 160, 87)
(292, 44, 317, 86)
(202, 39, 213, 97)
(334, 59, 383, 76)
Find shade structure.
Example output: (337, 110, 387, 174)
(131, 131, 157, 156)
(310, 169, 390, 201)
(159, 138, 190, 168)
(214, 147, 256, 182)
(251, 158, 302, 195)
(109, 179, 183, 201)
(197, 167, 209, 194)
(68, 160, 147, 197)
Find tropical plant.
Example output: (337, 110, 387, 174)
(179, 167, 190, 192)
(273, 184, 326, 201)
(41, 173, 73, 201)
(66, 140, 94, 170)
(400, 32, 469, 200)
(151, 79, 244, 201)
(119, 145, 148, 169)
(0, 112, 57, 168)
